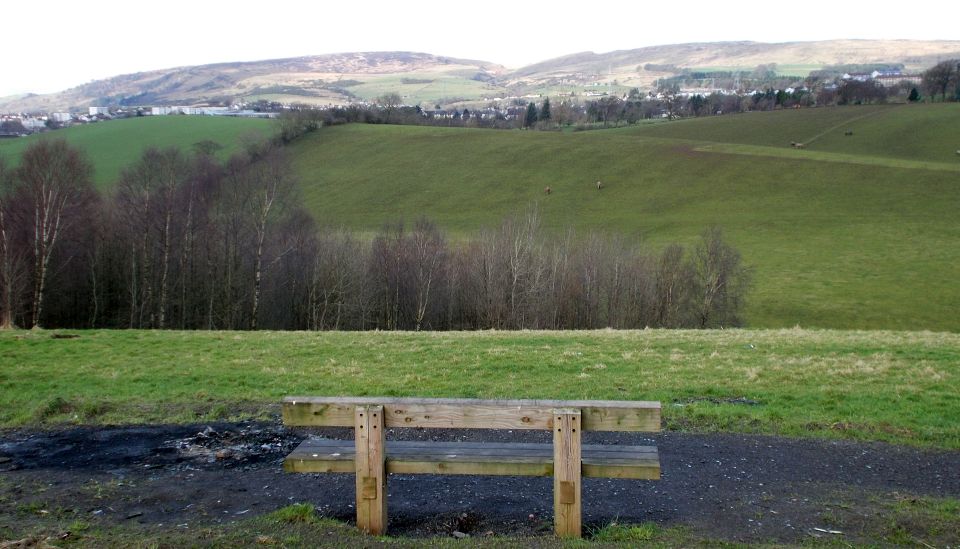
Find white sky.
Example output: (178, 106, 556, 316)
(2, 0, 957, 97)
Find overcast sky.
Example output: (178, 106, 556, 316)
(3, 0, 957, 97)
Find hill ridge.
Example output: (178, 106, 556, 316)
(4, 39, 960, 112)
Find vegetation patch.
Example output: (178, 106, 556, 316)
(1, 329, 958, 448)
(0, 116, 272, 188)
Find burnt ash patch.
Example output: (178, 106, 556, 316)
(0, 423, 958, 543)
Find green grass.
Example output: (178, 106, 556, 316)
(347, 73, 507, 105)
(3, 493, 957, 547)
(291, 106, 960, 331)
(0, 116, 273, 189)
(1, 329, 958, 448)
(589, 522, 659, 542)
(4, 106, 960, 331)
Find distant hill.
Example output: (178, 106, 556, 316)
(3, 40, 960, 112)
(505, 40, 960, 92)
(0, 52, 506, 112)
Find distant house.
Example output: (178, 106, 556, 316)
(20, 118, 47, 131)
(874, 74, 922, 88)
(89, 106, 111, 116)
(871, 69, 902, 78)
(841, 73, 872, 82)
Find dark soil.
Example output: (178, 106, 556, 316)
(1, 422, 958, 544)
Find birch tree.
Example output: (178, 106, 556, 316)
(240, 147, 294, 330)
(115, 147, 191, 328)
(0, 156, 17, 328)
(15, 139, 94, 328)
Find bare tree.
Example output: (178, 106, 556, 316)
(655, 244, 692, 328)
(503, 207, 542, 328)
(377, 93, 403, 123)
(0, 156, 18, 328)
(115, 147, 192, 328)
(15, 139, 94, 328)
(244, 147, 295, 330)
(922, 60, 959, 102)
(409, 218, 447, 330)
(691, 227, 751, 328)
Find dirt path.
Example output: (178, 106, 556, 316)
(1, 422, 958, 544)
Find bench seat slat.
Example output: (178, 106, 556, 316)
(284, 439, 660, 480)
(283, 397, 661, 432)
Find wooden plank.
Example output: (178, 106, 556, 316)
(389, 460, 554, 477)
(283, 397, 660, 432)
(582, 461, 660, 480)
(284, 439, 660, 479)
(286, 440, 659, 459)
(289, 439, 658, 455)
(553, 408, 582, 538)
(354, 405, 387, 535)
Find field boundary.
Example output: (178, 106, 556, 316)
(691, 141, 960, 172)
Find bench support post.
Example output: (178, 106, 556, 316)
(553, 408, 582, 538)
(355, 405, 387, 535)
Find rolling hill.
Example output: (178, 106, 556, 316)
(2, 105, 959, 332)
(3, 40, 960, 112)
(0, 52, 506, 112)
(287, 104, 960, 332)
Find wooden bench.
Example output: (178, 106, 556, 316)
(282, 396, 661, 538)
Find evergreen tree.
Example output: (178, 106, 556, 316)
(524, 102, 538, 128)
(908, 87, 921, 102)
(539, 98, 551, 121)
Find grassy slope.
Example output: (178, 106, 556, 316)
(291, 105, 960, 331)
(2, 329, 958, 449)
(0, 116, 273, 189)
(629, 104, 960, 162)
(2, 107, 959, 330)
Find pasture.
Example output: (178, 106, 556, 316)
(345, 73, 507, 105)
(0, 115, 272, 188)
(3, 105, 960, 331)
(291, 105, 960, 331)
(2, 329, 957, 449)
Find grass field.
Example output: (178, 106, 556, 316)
(0, 116, 273, 189)
(2, 106, 959, 331)
(9, 498, 957, 547)
(291, 105, 960, 331)
(347, 73, 507, 105)
(2, 329, 957, 449)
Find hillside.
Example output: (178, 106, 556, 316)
(4, 40, 960, 112)
(2, 106, 958, 331)
(0, 116, 273, 188)
(0, 52, 506, 112)
(508, 40, 960, 90)
(288, 104, 960, 331)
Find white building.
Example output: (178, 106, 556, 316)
(21, 118, 47, 131)
(89, 106, 110, 116)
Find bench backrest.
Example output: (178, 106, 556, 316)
(283, 396, 660, 432)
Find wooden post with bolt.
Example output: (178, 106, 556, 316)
(355, 405, 386, 534)
(553, 408, 582, 538)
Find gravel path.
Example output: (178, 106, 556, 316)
(1, 422, 958, 543)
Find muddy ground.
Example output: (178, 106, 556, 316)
(1, 422, 958, 545)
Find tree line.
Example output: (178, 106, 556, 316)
(0, 139, 751, 331)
